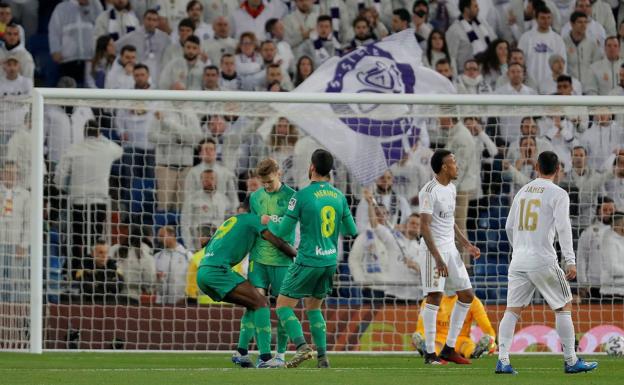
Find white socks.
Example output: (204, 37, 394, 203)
(423, 303, 439, 354)
(446, 301, 471, 348)
(556, 311, 578, 366)
(498, 311, 519, 365)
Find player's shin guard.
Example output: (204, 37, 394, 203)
(556, 311, 578, 366)
(237, 310, 255, 355)
(277, 321, 289, 354)
(498, 311, 520, 365)
(446, 301, 471, 348)
(306, 309, 327, 358)
(254, 307, 273, 361)
(276, 307, 306, 348)
(422, 303, 439, 354)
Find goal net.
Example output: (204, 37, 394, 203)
(2, 90, 624, 353)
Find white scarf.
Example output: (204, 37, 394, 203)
(310, 31, 342, 64)
(460, 17, 491, 55)
(107, 8, 139, 41)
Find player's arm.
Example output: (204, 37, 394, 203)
(270, 195, 300, 238)
(341, 195, 358, 237)
(454, 223, 480, 259)
(505, 196, 519, 246)
(554, 192, 576, 279)
(420, 212, 448, 277)
(260, 229, 297, 258)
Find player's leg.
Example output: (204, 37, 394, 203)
(304, 265, 335, 368)
(270, 266, 291, 361)
(235, 262, 269, 361)
(421, 248, 446, 364)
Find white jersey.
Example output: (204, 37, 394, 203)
(506, 178, 575, 271)
(418, 178, 456, 249)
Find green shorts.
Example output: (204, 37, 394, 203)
(248, 261, 290, 296)
(196, 265, 246, 302)
(279, 263, 336, 300)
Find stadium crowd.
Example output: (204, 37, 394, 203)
(0, 0, 624, 307)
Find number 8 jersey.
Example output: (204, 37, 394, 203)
(272, 181, 358, 267)
(506, 178, 576, 271)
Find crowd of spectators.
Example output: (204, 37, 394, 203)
(0, 0, 623, 306)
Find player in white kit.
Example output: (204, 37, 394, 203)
(418, 149, 481, 365)
(496, 151, 598, 375)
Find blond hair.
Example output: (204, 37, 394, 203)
(256, 158, 280, 177)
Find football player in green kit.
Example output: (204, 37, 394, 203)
(269, 149, 358, 368)
(232, 158, 296, 368)
(196, 200, 296, 368)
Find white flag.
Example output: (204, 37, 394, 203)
(276, 29, 456, 185)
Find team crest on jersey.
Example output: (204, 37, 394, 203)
(325, 44, 421, 163)
(288, 198, 297, 211)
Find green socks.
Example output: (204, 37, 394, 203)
(237, 310, 255, 354)
(307, 309, 327, 358)
(254, 306, 272, 356)
(276, 306, 306, 348)
(277, 322, 289, 354)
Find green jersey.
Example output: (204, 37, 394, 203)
(249, 184, 296, 266)
(273, 181, 358, 267)
(199, 213, 266, 268)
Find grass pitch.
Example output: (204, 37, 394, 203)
(0, 352, 619, 385)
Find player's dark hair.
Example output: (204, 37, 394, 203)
(393, 8, 411, 23)
(537, 151, 559, 175)
(431, 149, 452, 174)
(569, 11, 587, 23)
(311, 149, 334, 177)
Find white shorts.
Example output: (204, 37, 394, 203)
(507, 264, 572, 310)
(421, 244, 472, 295)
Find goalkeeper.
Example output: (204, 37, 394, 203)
(412, 294, 497, 359)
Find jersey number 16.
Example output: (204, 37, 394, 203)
(518, 199, 540, 232)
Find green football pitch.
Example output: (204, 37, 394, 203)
(0, 353, 620, 385)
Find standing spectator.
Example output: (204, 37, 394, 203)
(161, 18, 195, 70)
(235, 32, 263, 86)
(265, 18, 295, 74)
(345, 16, 377, 52)
(6, 112, 45, 190)
(423, 30, 456, 76)
(446, 0, 496, 75)
(94, 0, 139, 42)
(150, 0, 191, 34)
(477, 39, 510, 89)
(561, 0, 607, 47)
(455, 59, 492, 94)
(495, 63, 537, 143)
(55, 121, 123, 260)
(202, 65, 220, 90)
(504, 0, 561, 43)
(154, 226, 191, 305)
(539, 57, 583, 95)
(184, 138, 239, 216)
(542, 115, 578, 169)
(440, 116, 480, 241)
(0, 55, 31, 148)
(266, 117, 299, 187)
(49, 0, 103, 86)
(464, 116, 498, 195)
(495, 48, 539, 90)
(85, 36, 116, 88)
(170, 0, 213, 43)
(0, 161, 29, 303)
(104, 45, 137, 89)
(159, 35, 204, 90)
(604, 150, 624, 210)
(294, 55, 314, 87)
(148, 105, 202, 212)
(391, 140, 434, 210)
(346, 0, 394, 28)
(518, 6, 567, 86)
(76, 239, 123, 304)
(577, 196, 616, 300)
(111, 225, 156, 304)
(0, 23, 32, 79)
(391, 8, 411, 34)
(203, 16, 236, 66)
(600, 211, 624, 299)
(297, 15, 342, 69)
(360, 6, 389, 41)
(507, 116, 555, 162)
(413, 0, 433, 45)
(355, 169, 412, 234)
(283, 0, 319, 51)
(580, 111, 624, 170)
(503, 135, 539, 195)
(116, 10, 171, 86)
(563, 11, 602, 90)
(218, 53, 243, 91)
(231, 0, 275, 40)
(181, 169, 229, 251)
(2, 0, 35, 39)
(586, 36, 623, 95)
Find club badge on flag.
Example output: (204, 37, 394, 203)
(276, 29, 456, 185)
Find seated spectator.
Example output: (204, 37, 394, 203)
(455, 59, 492, 94)
(154, 226, 191, 305)
(503, 136, 538, 195)
(563, 11, 602, 90)
(76, 239, 123, 304)
(412, 0, 433, 46)
(600, 211, 624, 300)
(161, 18, 195, 69)
(247, 40, 293, 90)
(231, 0, 275, 40)
(355, 169, 412, 234)
(202, 65, 220, 91)
(104, 44, 137, 89)
(93, 0, 139, 42)
(446, 0, 497, 75)
(391, 139, 434, 210)
(49, 0, 102, 86)
(423, 30, 456, 76)
(495, 48, 539, 90)
(55, 120, 122, 261)
(360, 6, 389, 41)
(577, 196, 616, 301)
(294, 55, 314, 87)
(111, 226, 156, 305)
(539, 56, 582, 95)
(580, 111, 624, 170)
(435, 58, 454, 82)
(344, 16, 377, 53)
(283, 0, 319, 51)
(85, 36, 116, 88)
(587, 37, 622, 95)
(391, 8, 411, 34)
(252, 63, 293, 91)
(604, 149, 624, 209)
(203, 16, 236, 66)
(170, 0, 212, 44)
(507, 117, 555, 163)
(0, 161, 29, 303)
(115, 9, 170, 86)
(561, 0, 607, 48)
(184, 138, 239, 217)
(477, 39, 509, 90)
(148, 103, 202, 212)
(181, 169, 229, 251)
(297, 15, 343, 69)
(6, 112, 45, 189)
(495, 63, 537, 143)
(218, 53, 243, 91)
(159, 35, 204, 90)
(0, 55, 32, 148)
(0, 23, 33, 79)
(265, 18, 295, 74)
(504, 0, 557, 42)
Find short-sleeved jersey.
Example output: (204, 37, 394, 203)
(506, 178, 575, 271)
(249, 184, 296, 266)
(418, 178, 456, 248)
(199, 213, 266, 268)
(274, 181, 358, 267)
